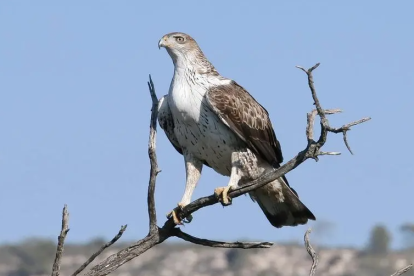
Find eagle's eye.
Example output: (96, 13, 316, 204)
(175, 36, 185, 43)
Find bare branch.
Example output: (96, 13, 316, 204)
(301, 228, 411, 276)
(296, 63, 326, 125)
(324, 117, 371, 155)
(343, 130, 353, 154)
(304, 229, 319, 276)
(344, 117, 372, 129)
(71, 225, 127, 276)
(84, 234, 166, 276)
(391, 264, 413, 276)
(296, 63, 321, 74)
(306, 108, 342, 141)
(328, 117, 372, 134)
(51, 205, 70, 276)
(172, 228, 273, 249)
(318, 151, 341, 156)
(147, 74, 159, 234)
(297, 64, 371, 155)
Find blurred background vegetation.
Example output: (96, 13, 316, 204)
(1, 222, 413, 276)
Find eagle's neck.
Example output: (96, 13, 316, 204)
(168, 54, 229, 122)
(169, 49, 219, 76)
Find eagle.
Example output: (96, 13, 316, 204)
(157, 32, 315, 228)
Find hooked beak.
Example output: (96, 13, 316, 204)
(158, 35, 168, 49)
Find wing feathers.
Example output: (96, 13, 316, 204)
(206, 81, 284, 166)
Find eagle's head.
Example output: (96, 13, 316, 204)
(158, 32, 206, 66)
(158, 32, 198, 51)
(158, 32, 217, 74)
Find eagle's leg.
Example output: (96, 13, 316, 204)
(166, 152, 203, 224)
(214, 152, 243, 206)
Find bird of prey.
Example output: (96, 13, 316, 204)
(157, 32, 315, 228)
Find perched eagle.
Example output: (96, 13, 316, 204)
(157, 32, 315, 228)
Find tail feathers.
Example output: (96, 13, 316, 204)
(250, 178, 315, 228)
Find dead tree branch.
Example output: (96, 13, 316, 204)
(147, 75, 159, 235)
(49, 63, 375, 276)
(391, 265, 413, 276)
(51, 205, 70, 276)
(304, 229, 319, 276)
(171, 228, 273, 249)
(306, 108, 342, 142)
(303, 229, 412, 276)
(71, 225, 127, 276)
(49, 206, 128, 276)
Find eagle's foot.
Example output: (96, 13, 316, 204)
(166, 209, 182, 225)
(214, 186, 233, 206)
(166, 203, 193, 225)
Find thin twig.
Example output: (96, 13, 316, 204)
(71, 225, 127, 276)
(302, 229, 412, 276)
(325, 117, 371, 154)
(84, 234, 165, 276)
(306, 109, 342, 141)
(318, 151, 341, 156)
(296, 63, 327, 125)
(51, 205, 70, 276)
(172, 228, 273, 249)
(343, 130, 353, 154)
(300, 64, 330, 145)
(298, 64, 371, 155)
(304, 228, 319, 276)
(328, 117, 372, 134)
(147, 74, 159, 234)
(391, 264, 413, 276)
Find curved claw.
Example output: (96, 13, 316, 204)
(166, 209, 183, 225)
(183, 214, 193, 223)
(166, 204, 194, 225)
(214, 186, 233, 206)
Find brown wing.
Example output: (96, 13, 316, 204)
(205, 80, 284, 166)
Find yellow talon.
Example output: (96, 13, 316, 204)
(166, 209, 183, 225)
(166, 203, 193, 225)
(214, 186, 233, 206)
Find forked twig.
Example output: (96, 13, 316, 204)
(297, 64, 371, 155)
(71, 225, 127, 276)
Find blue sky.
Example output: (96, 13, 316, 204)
(1, 1, 413, 249)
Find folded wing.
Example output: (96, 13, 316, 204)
(205, 80, 284, 166)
